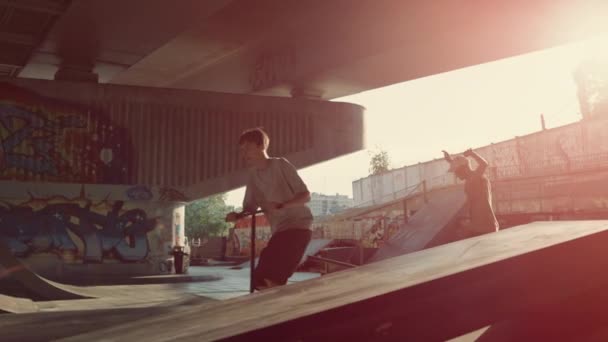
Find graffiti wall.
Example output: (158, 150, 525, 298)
(353, 118, 608, 207)
(494, 170, 608, 215)
(0, 183, 179, 276)
(0, 78, 363, 279)
(227, 214, 272, 257)
(0, 83, 132, 184)
(313, 201, 405, 248)
(0, 83, 200, 277)
(357, 215, 402, 248)
(225, 209, 407, 258)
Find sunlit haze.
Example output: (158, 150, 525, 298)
(226, 34, 608, 208)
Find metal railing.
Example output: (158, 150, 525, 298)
(355, 173, 454, 208)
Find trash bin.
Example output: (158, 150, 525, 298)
(171, 246, 187, 274)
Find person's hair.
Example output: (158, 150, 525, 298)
(238, 127, 269, 149)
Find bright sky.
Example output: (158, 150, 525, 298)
(226, 34, 607, 208)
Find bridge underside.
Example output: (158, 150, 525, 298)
(1, 1, 606, 99)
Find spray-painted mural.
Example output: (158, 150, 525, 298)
(0, 184, 178, 275)
(227, 215, 272, 257)
(310, 200, 406, 249)
(159, 187, 190, 202)
(1, 199, 155, 262)
(0, 83, 132, 184)
(358, 215, 402, 248)
(0, 84, 196, 277)
(353, 119, 608, 207)
(126, 185, 154, 201)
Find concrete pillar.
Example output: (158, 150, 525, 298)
(172, 206, 185, 247)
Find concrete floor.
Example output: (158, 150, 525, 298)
(0, 266, 321, 314)
(179, 266, 321, 300)
(0, 267, 320, 341)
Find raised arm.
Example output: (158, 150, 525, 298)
(442, 150, 453, 163)
(463, 148, 488, 174)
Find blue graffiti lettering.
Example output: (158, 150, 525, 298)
(0, 201, 155, 262)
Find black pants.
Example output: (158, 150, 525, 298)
(254, 229, 312, 288)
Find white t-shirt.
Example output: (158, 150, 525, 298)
(243, 158, 313, 234)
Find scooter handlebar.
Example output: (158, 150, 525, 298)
(235, 209, 263, 219)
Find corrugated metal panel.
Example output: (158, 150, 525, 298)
(0, 78, 364, 198)
(109, 103, 316, 186)
(1, 79, 349, 183)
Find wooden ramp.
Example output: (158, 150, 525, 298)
(0, 241, 214, 311)
(0, 293, 38, 314)
(41, 220, 608, 341)
(0, 295, 216, 342)
(369, 185, 466, 263)
(0, 240, 91, 300)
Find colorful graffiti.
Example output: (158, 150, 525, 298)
(126, 185, 153, 201)
(0, 187, 161, 263)
(354, 118, 608, 206)
(313, 203, 405, 248)
(0, 83, 131, 183)
(230, 227, 272, 257)
(361, 219, 384, 248)
(357, 215, 401, 248)
(227, 215, 272, 257)
(159, 187, 190, 202)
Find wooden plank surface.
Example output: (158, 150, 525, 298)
(35, 286, 211, 312)
(1, 238, 210, 310)
(0, 296, 216, 342)
(370, 185, 465, 262)
(0, 240, 89, 300)
(474, 284, 608, 341)
(0, 293, 38, 314)
(50, 220, 608, 341)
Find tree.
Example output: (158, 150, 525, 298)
(369, 149, 390, 175)
(185, 194, 235, 238)
(573, 55, 608, 119)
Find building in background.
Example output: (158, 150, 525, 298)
(307, 193, 354, 217)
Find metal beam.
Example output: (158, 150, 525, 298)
(0, 0, 69, 15)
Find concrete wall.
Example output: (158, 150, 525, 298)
(354, 117, 608, 207)
(227, 214, 272, 257)
(315, 186, 450, 248)
(0, 182, 179, 278)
